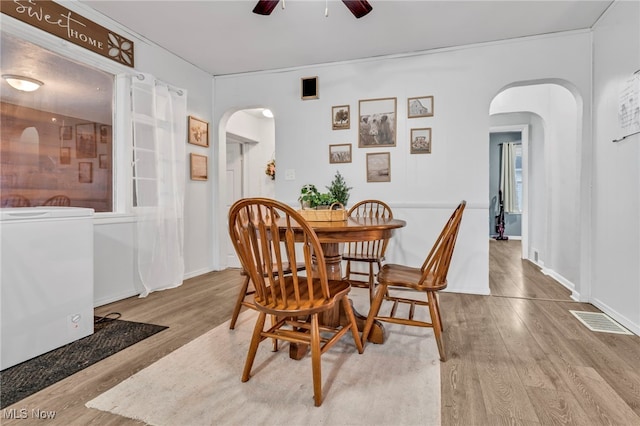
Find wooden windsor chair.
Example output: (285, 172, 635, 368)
(228, 197, 363, 406)
(362, 201, 466, 361)
(42, 195, 71, 206)
(343, 199, 393, 302)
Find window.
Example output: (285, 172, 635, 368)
(0, 32, 114, 211)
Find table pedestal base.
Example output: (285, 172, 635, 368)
(288, 242, 386, 360)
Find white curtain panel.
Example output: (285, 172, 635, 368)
(132, 73, 187, 297)
(500, 142, 518, 213)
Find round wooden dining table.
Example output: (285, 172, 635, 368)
(281, 215, 406, 357)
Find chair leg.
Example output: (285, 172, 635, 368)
(427, 291, 446, 361)
(310, 314, 323, 406)
(230, 274, 251, 329)
(433, 292, 444, 332)
(342, 297, 364, 354)
(242, 312, 267, 382)
(270, 315, 278, 351)
(344, 260, 351, 280)
(368, 263, 375, 302)
(362, 283, 387, 346)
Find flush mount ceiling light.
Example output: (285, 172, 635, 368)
(2, 74, 44, 92)
(262, 109, 274, 118)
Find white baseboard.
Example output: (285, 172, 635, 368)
(589, 297, 640, 336)
(94, 290, 139, 308)
(183, 267, 216, 280)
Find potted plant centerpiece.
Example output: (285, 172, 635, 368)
(298, 172, 352, 221)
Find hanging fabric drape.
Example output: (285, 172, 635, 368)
(131, 73, 187, 297)
(500, 142, 518, 213)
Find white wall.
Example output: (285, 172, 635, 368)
(592, 0, 640, 334)
(213, 31, 593, 295)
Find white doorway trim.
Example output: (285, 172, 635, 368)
(490, 124, 530, 260)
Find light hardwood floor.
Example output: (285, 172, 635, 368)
(3, 240, 639, 425)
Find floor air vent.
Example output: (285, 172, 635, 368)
(569, 310, 633, 335)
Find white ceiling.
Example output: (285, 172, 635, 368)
(79, 0, 614, 77)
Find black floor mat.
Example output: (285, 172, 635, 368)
(0, 316, 168, 408)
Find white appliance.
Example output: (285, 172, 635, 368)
(1, 207, 94, 370)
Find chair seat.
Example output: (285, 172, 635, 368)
(257, 277, 351, 316)
(379, 264, 448, 291)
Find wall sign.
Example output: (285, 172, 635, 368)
(1, 0, 134, 68)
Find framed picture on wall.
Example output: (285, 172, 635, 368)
(329, 143, 352, 163)
(359, 97, 397, 147)
(407, 95, 434, 118)
(190, 153, 208, 180)
(76, 123, 97, 158)
(99, 125, 109, 143)
(301, 76, 319, 100)
(332, 105, 350, 130)
(366, 152, 391, 182)
(410, 128, 432, 154)
(99, 154, 108, 169)
(59, 125, 72, 140)
(78, 162, 93, 183)
(188, 116, 209, 147)
(59, 147, 71, 165)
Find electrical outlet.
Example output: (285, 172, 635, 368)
(285, 169, 295, 180)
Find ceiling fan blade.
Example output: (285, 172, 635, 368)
(342, 0, 373, 19)
(253, 0, 280, 16)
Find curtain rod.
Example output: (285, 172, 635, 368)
(136, 73, 184, 96)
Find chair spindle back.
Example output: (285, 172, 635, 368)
(229, 198, 331, 311)
(419, 201, 466, 289)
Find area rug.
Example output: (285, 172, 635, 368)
(1, 316, 168, 409)
(86, 290, 441, 426)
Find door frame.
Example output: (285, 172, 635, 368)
(490, 124, 530, 260)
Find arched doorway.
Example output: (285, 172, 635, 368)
(489, 81, 587, 300)
(221, 108, 275, 267)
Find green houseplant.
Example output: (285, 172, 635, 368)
(326, 171, 352, 207)
(299, 184, 338, 209)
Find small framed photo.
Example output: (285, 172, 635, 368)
(59, 147, 71, 165)
(408, 96, 434, 118)
(76, 123, 97, 158)
(99, 125, 109, 143)
(188, 116, 209, 147)
(332, 105, 350, 130)
(329, 143, 352, 164)
(78, 162, 93, 183)
(366, 152, 391, 183)
(99, 154, 108, 169)
(190, 153, 208, 181)
(59, 125, 72, 140)
(301, 76, 318, 100)
(359, 97, 397, 147)
(410, 128, 432, 154)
